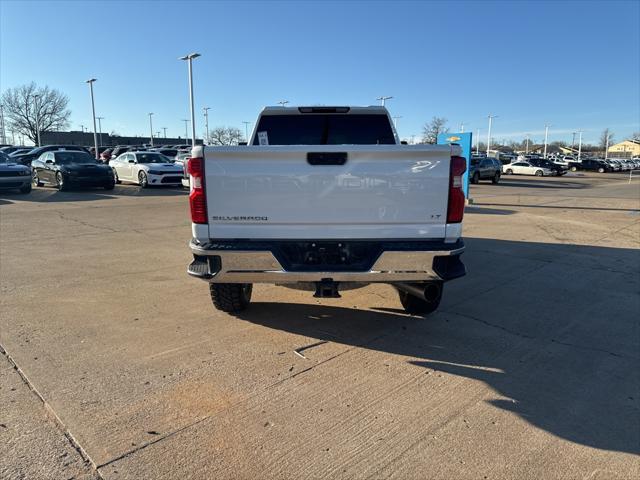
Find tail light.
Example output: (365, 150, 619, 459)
(187, 157, 207, 224)
(447, 155, 466, 223)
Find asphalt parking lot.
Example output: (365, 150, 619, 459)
(1, 172, 639, 480)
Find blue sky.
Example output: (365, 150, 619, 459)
(1, 0, 638, 145)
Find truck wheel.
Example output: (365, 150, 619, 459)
(492, 172, 501, 184)
(398, 289, 441, 316)
(471, 172, 480, 184)
(209, 283, 252, 313)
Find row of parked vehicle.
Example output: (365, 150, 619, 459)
(0, 144, 190, 193)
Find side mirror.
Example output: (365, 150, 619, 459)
(128, 159, 135, 164)
(45, 159, 53, 164)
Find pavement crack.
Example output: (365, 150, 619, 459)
(0, 342, 104, 479)
(95, 416, 209, 470)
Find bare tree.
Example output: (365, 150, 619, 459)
(207, 126, 244, 145)
(631, 131, 640, 141)
(599, 128, 614, 150)
(421, 117, 449, 144)
(1, 83, 71, 144)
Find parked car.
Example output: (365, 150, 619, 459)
(31, 150, 115, 190)
(529, 158, 567, 176)
(8, 148, 32, 157)
(110, 151, 184, 187)
(0, 146, 26, 155)
(469, 157, 501, 184)
(503, 161, 553, 176)
(150, 148, 178, 159)
(0, 151, 32, 194)
(11, 145, 90, 166)
(568, 159, 612, 173)
(174, 152, 191, 188)
(604, 159, 621, 171)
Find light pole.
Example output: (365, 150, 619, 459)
(0, 103, 5, 144)
(571, 132, 577, 150)
(577, 130, 583, 161)
(242, 121, 251, 142)
(80, 124, 85, 133)
(34, 94, 41, 147)
(85, 79, 99, 159)
(525, 134, 530, 154)
(277, 100, 289, 107)
(543, 123, 551, 158)
(148, 112, 154, 146)
(486, 114, 497, 156)
(179, 52, 201, 147)
(475, 129, 480, 155)
(459, 122, 465, 133)
(392, 115, 402, 129)
(605, 133, 610, 160)
(162, 127, 167, 138)
(96, 116, 104, 147)
(203, 107, 210, 144)
(377, 96, 392, 106)
(182, 119, 190, 145)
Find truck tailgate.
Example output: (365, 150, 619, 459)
(203, 144, 452, 239)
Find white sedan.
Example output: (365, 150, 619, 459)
(503, 161, 554, 177)
(110, 151, 184, 187)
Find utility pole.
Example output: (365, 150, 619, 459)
(476, 129, 480, 155)
(34, 94, 41, 147)
(486, 114, 497, 156)
(605, 133, 610, 160)
(577, 131, 583, 162)
(571, 131, 577, 150)
(179, 52, 201, 147)
(525, 134, 530, 154)
(277, 100, 289, 107)
(182, 119, 190, 145)
(148, 113, 154, 146)
(96, 116, 104, 146)
(162, 127, 167, 138)
(377, 96, 392, 106)
(242, 121, 251, 142)
(543, 123, 551, 158)
(203, 107, 210, 144)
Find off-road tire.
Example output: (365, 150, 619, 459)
(398, 289, 441, 316)
(209, 283, 252, 313)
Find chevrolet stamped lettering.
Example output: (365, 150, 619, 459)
(211, 216, 268, 221)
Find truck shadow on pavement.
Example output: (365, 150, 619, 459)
(236, 238, 640, 455)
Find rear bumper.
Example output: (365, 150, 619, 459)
(188, 239, 465, 284)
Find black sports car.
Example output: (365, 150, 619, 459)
(31, 150, 115, 190)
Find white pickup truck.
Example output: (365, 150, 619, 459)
(187, 106, 466, 315)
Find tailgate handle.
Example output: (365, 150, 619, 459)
(307, 152, 347, 166)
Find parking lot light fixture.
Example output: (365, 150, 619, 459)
(486, 114, 497, 156)
(377, 96, 392, 107)
(525, 134, 530, 154)
(34, 94, 41, 147)
(459, 122, 464, 133)
(162, 127, 167, 138)
(85, 79, 99, 159)
(393, 115, 402, 129)
(543, 124, 551, 158)
(182, 119, 190, 145)
(148, 113, 154, 146)
(203, 107, 210, 144)
(475, 129, 480, 155)
(179, 53, 201, 148)
(577, 131, 583, 161)
(242, 121, 251, 142)
(96, 116, 104, 147)
(277, 100, 289, 107)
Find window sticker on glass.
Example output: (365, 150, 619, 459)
(257, 131, 269, 146)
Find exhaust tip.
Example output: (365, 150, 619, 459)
(424, 283, 442, 303)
